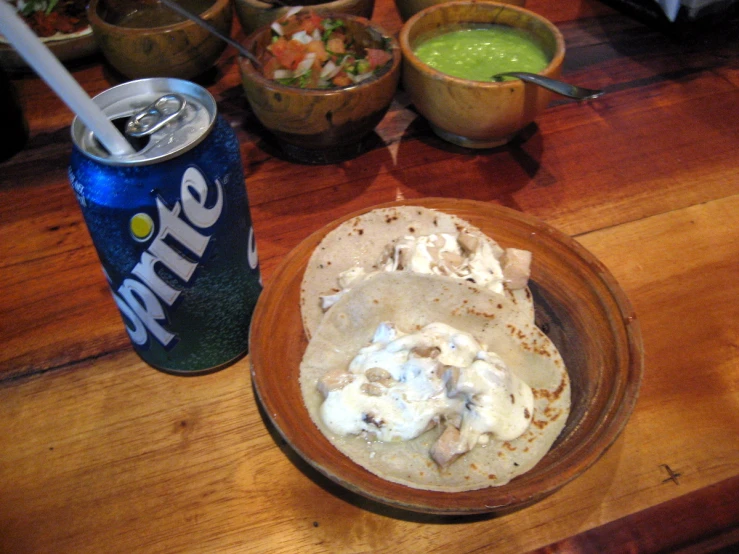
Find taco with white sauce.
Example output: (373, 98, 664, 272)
(299, 271, 570, 492)
(300, 206, 534, 340)
(2, 0, 91, 43)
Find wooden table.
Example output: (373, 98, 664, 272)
(1, 1, 738, 552)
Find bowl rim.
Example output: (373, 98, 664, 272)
(88, 0, 231, 33)
(239, 12, 402, 96)
(249, 198, 645, 515)
(398, 0, 566, 88)
(235, 0, 370, 10)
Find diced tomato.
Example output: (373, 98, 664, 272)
(260, 12, 390, 89)
(262, 55, 282, 79)
(268, 37, 307, 71)
(366, 48, 392, 70)
(305, 39, 329, 64)
(332, 73, 353, 87)
(303, 12, 323, 34)
(279, 18, 302, 37)
(326, 36, 346, 54)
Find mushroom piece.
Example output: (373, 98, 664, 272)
(441, 366, 461, 395)
(360, 383, 383, 397)
(502, 248, 532, 290)
(365, 367, 393, 386)
(317, 368, 354, 398)
(457, 231, 479, 254)
(410, 345, 441, 359)
(430, 425, 469, 468)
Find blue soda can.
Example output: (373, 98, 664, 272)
(69, 78, 261, 374)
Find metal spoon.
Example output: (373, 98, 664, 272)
(492, 72, 603, 100)
(159, 0, 261, 67)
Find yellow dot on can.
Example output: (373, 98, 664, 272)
(130, 213, 154, 242)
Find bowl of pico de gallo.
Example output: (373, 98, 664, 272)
(234, 0, 375, 35)
(238, 8, 401, 164)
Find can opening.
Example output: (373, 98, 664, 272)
(94, 117, 150, 154)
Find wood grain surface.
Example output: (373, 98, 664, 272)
(1, 0, 738, 552)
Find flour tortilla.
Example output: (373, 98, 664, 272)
(300, 206, 534, 340)
(299, 272, 570, 492)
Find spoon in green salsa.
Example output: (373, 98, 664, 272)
(492, 72, 604, 101)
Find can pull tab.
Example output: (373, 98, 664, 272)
(125, 94, 187, 138)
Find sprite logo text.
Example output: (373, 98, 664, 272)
(110, 167, 241, 349)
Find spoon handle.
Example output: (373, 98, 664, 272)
(493, 72, 604, 100)
(159, 0, 261, 67)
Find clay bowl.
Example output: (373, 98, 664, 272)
(249, 198, 644, 515)
(394, 0, 524, 22)
(234, 0, 375, 35)
(88, 0, 232, 80)
(399, 1, 565, 148)
(238, 13, 401, 164)
(0, 31, 98, 72)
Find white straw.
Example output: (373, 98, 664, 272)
(0, 2, 135, 156)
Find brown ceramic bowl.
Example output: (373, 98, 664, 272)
(399, 1, 565, 148)
(88, 0, 232, 80)
(238, 13, 401, 164)
(249, 198, 644, 515)
(0, 31, 98, 72)
(394, 0, 524, 22)
(234, 0, 375, 35)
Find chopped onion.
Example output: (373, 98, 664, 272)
(292, 30, 312, 44)
(294, 53, 316, 77)
(352, 72, 374, 83)
(320, 60, 340, 80)
(285, 6, 303, 18)
(271, 22, 284, 36)
(273, 69, 293, 80)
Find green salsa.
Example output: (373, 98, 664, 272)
(413, 25, 549, 82)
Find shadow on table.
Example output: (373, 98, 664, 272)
(391, 112, 551, 212)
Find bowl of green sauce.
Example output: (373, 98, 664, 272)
(399, 1, 565, 148)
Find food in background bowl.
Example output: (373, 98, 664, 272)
(9, 0, 89, 39)
(239, 10, 401, 163)
(413, 24, 548, 81)
(399, 1, 565, 148)
(0, 0, 97, 69)
(259, 9, 393, 89)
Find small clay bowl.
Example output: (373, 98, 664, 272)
(394, 0, 524, 22)
(88, 0, 232, 80)
(234, 0, 375, 35)
(238, 13, 401, 164)
(249, 198, 644, 514)
(399, 1, 565, 148)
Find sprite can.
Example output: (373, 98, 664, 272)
(69, 78, 261, 374)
